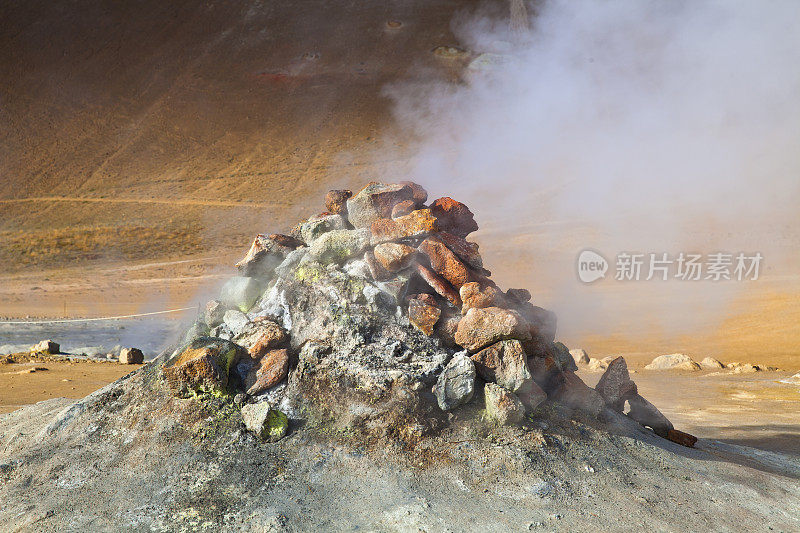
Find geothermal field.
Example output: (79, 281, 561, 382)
(1, 1, 799, 531)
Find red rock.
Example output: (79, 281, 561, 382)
(347, 183, 414, 228)
(370, 209, 438, 245)
(454, 306, 530, 352)
(244, 348, 290, 395)
(391, 199, 416, 219)
(430, 197, 479, 238)
(415, 264, 461, 307)
(666, 429, 698, 448)
(505, 288, 531, 303)
(459, 281, 506, 313)
(595, 356, 637, 412)
(268, 233, 304, 249)
(373, 242, 417, 272)
(436, 231, 484, 270)
(325, 189, 352, 215)
(364, 250, 392, 281)
(408, 297, 441, 335)
(398, 180, 428, 205)
(553, 371, 604, 417)
(248, 323, 289, 360)
(418, 236, 474, 289)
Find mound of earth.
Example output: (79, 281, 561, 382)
(1, 183, 799, 531)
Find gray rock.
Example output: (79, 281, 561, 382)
(240, 402, 289, 442)
(235, 234, 294, 279)
(119, 348, 144, 365)
(205, 300, 226, 328)
(645, 353, 700, 371)
(700, 357, 724, 369)
(569, 348, 590, 366)
(345, 182, 413, 229)
(433, 353, 475, 411)
(343, 258, 372, 279)
(300, 214, 346, 243)
(627, 393, 674, 437)
(306, 228, 370, 264)
(516, 379, 547, 412)
(595, 357, 637, 412)
(484, 383, 525, 425)
(223, 309, 251, 335)
(274, 247, 308, 279)
(220, 276, 263, 313)
(470, 340, 531, 393)
(30, 340, 59, 354)
(552, 342, 578, 372)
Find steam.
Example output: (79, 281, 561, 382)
(380, 1, 800, 344)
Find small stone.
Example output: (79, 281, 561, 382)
(505, 288, 531, 303)
(244, 348, 290, 395)
(162, 338, 242, 397)
(627, 393, 674, 437)
(570, 348, 590, 366)
(29, 340, 59, 354)
(415, 264, 461, 307)
(244, 322, 288, 358)
(346, 183, 414, 228)
(433, 353, 475, 411)
(470, 340, 531, 392)
(429, 197, 479, 238)
(460, 281, 506, 313)
(699, 357, 724, 369)
(398, 180, 428, 205)
(666, 428, 698, 447)
(408, 297, 441, 335)
(241, 403, 289, 442)
(595, 356, 637, 412)
(370, 209, 438, 245)
(484, 383, 525, 425)
(391, 199, 416, 218)
(645, 353, 700, 371)
(373, 242, 418, 272)
(306, 228, 371, 264)
(552, 371, 604, 417)
(299, 214, 347, 243)
(325, 189, 352, 215)
(454, 307, 531, 353)
(418, 236, 475, 290)
(220, 276, 263, 313)
(119, 347, 144, 365)
(223, 309, 251, 335)
(205, 300, 226, 328)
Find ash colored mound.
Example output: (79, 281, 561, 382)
(645, 353, 701, 371)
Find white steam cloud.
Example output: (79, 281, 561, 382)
(380, 0, 800, 343)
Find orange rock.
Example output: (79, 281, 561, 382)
(454, 306, 530, 352)
(363, 249, 392, 281)
(244, 348, 290, 395)
(408, 297, 441, 335)
(347, 183, 414, 228)
(391, 199, 416, 219)
(415, 264, 461, 307)
(436, 231, 484, 270)
(430, 197, 479, 238)
(373, 242, 417, 272)
(268, 234, 305, 249)
(418, 236, 473, 289)
(370, 209, 438, 245)
(666, 429, 698, 448)
(325, 189, 352, 215)
(459, 281, 506, 313)
(248, 323, 289, 360)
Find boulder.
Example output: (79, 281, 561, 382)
(432, 353, 476, 411)
(162, 338, 243, 397)
(435, 314, 461, 347)
(391, 199, 416, 219)
(552, 371, 604, 417)
(570, 348, 590, 366)
(408, 297, 441, 336)
(235, 234, 294, 278)
(370, 209, 438, 245)
(645, 354, 701, 371)
(454, 307, 531, 352)
(240, 321, 288, 358)
(244, 348, 290, 395)
(587, 357, 615, 372)
(627, 394, 674, 437)
(398, 180, 428, 205)
(241, 403, 289, 442)
(515, 303, 557, 343)
(325, 189, 352, 215)
(484, 383, 525, 425)
(505, 288, 531, 304)
(223, 309, 251, 335)
(700, 357, 724, 369)
(274, 248, 308, 279)
(470, 340, 531, 392)
(729, 363, 760, 374)
(299, 214, 347, 243)
(373, 242, 417, 272)
(119, 347, 144, 365)
(364, 249, 393, 281)
(594, 356, 637, 412)
(551, 342, 578, 372)
(418, 236, 473, 289)
(527, 355, 565, 394)
(414, 264, 461, 307)
(429, 197, 479, 238)
(30, 340, 59, 354)
(436, 232, 484, 271)
(220, 276, 263, 313)
(516, 379, 548, 412)
(459, 281, 505, 313)
(205, 300, 226, 328)
(346, 182, 414, 228)
(306, 228, 370, 264)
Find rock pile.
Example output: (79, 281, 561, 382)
(161, 182, 694, 447)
